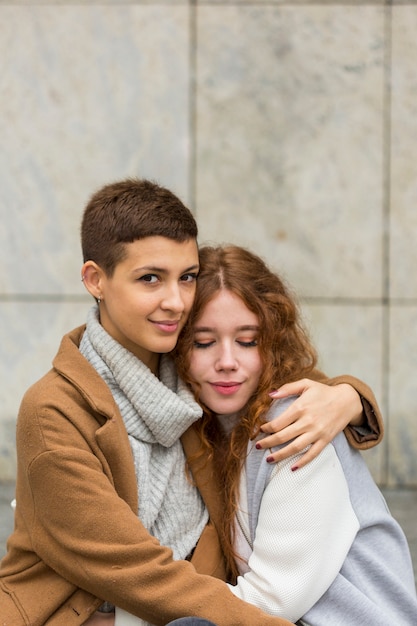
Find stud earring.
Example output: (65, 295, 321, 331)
(97, 297, 101, 304)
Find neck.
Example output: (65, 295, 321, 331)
(216, 413, 239, 434)
(148, 353, 160, 376)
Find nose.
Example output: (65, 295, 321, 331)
(161, 282, 185, 314)
(215, 342, 238, 371)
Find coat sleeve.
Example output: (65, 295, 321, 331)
(309, 369, 383, 449)
(10, 392, 294, 626)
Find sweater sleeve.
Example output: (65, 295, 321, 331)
(309, 370, 384, 449)
(228, 443, 360, 622)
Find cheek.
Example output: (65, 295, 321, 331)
(183, 287, 197, 312)
(188, 353, 202, 382)
(249, 354, 263, 384)
(189, 350, 212, 383)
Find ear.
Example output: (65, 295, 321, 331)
(81, 261, 104, 301)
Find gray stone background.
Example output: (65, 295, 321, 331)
(0, 0, 416, 488)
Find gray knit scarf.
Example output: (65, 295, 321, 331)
(79, 306, 208, 562)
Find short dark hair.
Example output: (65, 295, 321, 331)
(81, 178, 198, 276)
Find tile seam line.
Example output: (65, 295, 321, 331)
(2, 2, 412, 8)
(194, 2, 396, 7)
(0, 295, 90, 302)
(302, 298, 416, 305)
(189, 0, 198, 209)
(381, 0, 392, 484)
(2, 295, 416, 304)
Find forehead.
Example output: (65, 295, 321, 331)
(118, 236, 199, 270)
(197, 290, 258, 326)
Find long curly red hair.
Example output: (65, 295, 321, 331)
(173, 245, 317, 580)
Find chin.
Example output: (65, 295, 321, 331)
(211, 402, 240, 416)
(154, 340, 179, 354)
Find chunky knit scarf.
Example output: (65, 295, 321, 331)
(79, 306, 208, 561)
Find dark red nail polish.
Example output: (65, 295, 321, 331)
(291, 466, 299, 472)
(266, 456, 274, 463)
(255, 442, 262, 450)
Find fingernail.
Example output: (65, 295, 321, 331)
(268, 390, 278, 397)
(291, 466, 299, 472)
(255, 442, 262, 450)
(266, 456, 274, 464)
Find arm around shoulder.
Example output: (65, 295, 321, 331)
(322, 373, 383, 449)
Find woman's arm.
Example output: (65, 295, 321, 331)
(228, 440, 359, 622)
(17, 405, 291, 626)
(257, 376, 383, 469)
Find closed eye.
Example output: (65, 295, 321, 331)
(237, 339, 258, 347)
(193, 340, 215, 349)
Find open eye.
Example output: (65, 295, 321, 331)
(139, 274, 159, 284)
(181, 272, 198, 283)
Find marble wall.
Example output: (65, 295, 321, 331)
(0, 1, 416, 486)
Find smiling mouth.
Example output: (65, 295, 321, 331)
(210, 382, 242, 395)
(151, 320, 181, 333)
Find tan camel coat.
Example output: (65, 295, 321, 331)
(0, 326, 382, 626)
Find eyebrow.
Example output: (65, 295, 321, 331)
(132, 263, 200, 275)
(194, 325, 259, 332)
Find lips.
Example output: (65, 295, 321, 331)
(210, 382, 243, 395)
(150, 320, 181, 333)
